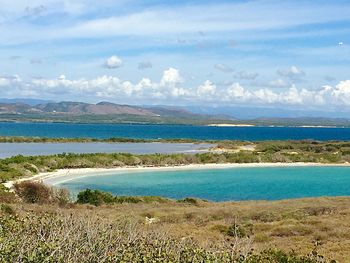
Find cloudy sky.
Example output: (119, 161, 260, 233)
(0, 0, 350, 111)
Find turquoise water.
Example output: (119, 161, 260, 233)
(55, 166, 350, 201)
(1, 122, 350, 141)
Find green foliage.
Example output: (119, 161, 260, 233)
(77, 189, 169, 206)
(76, 189, 114, 206)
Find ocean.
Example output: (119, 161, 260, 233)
(1, 122, 350, 141)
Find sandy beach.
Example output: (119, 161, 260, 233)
(4, 162, 350, 189)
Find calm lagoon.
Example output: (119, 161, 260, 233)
(50, 166, 350, 201)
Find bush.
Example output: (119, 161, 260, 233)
(52, 188, 71, 206)
(13, 181, 52, 204)
(178, 197, 201, 205)
(76, 189, 170, 205)
(13, 181, 70, 205)
(76, 189, 114, 206)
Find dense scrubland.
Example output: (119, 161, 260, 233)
(2, 139, 350, 262)
(1, 180, 346, 262)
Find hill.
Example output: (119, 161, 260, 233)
(0, 101, 232, 125)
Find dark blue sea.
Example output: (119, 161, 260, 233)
(1, 122, 350, 141)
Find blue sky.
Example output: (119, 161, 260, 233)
(0, 0, 350, 111)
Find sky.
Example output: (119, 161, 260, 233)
(0, 0, 350, 112)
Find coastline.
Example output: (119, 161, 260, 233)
(4, 162, 350, 189)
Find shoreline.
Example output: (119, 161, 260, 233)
(4, 162, 350, 189)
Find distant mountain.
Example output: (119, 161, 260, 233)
(35, 101, 157, 116)
(0, 101, 231, 125)
(0, 98, 52, 106)
(1, 101, 350, 126)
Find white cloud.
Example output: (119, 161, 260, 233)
(2, 1, 350, 45)
(197, 80, 216, 98)
(160, 68, 182, 87)
(0, 77, 11, 87)
(277, 66, 306, 81)
(104, 55, 123, 69)
(330, 80, 350, 105)
(226, 83, 251, 102)
(1, 70, 350, 108)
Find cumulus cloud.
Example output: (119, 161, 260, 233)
(214, 64, 234, 73)
(104, 55, 123, 69)
(0, 75, 22, 87)
(197, 80, 216, 98)
(277, 66, 306, 81)
(1, 70, 350, 108)
(160, 68, 183, 87)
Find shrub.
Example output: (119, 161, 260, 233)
(13, 181, 52, 204)
(227, 223, 252, 238)
(76, 189, 114, 206)
(178, 197, 200, 205)
(52, 188, 71, 206)
(12, 181, 70, 205)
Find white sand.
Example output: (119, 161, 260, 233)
(4, 162, 350, 189)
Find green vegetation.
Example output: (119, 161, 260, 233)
(2, 140, 350, 184)
(76, 188, 169, 206)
